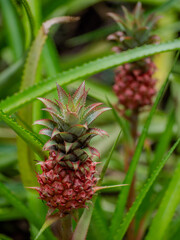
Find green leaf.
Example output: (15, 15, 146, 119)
(0, 57, 24, 97)
(0, 109, 45, 162)
(108, 52, 179, 239)
(98, 131, 121, 185)
(67, 24, 118, 46)
(113, 138, 180, 240)
(147, 0, 180, 15)
(0, 207, 23, 221)
(72, 197, 97, 240)
(1, 39, 180, 114)
(171, 73, 180, 135)
(42, 37, 61, 75)
(149, 110, 174, 173)
(17, 0, 35, 40)
(145, 161, 180, 240)
(0, 181, 55, 239)
(107, 98, 132, 146)
(0, 156, 16, 171)
(168, 217, 180, 240)
(135, 110, 175, 224)
(0, 0, 24, 60)
(91, 197, 109, 240)
(35, 215, 59, 240)
(0, 234, 13, 240)
(21, 16, 79, 90)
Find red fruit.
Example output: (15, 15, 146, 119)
(113, 58, 157, 111)
(36, 152, 97, 216)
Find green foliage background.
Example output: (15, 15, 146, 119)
(0, 0, 180, 239)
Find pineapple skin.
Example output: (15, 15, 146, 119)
(113, 58, 156, 110)
(36, 151, 97, 217)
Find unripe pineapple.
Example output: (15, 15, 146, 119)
(107, 2, 160, 111)
(33, 82, 110, 217)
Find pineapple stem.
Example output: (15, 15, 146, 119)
(135, 215, 147, 240)
(52, 214, 73, 240)
(124, 110, 138, 240)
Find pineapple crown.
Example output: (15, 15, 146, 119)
(107, 2, 160, 52)
(34, 82, 110, 169)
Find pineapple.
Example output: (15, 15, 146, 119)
(107, 2, 160, 111)
(113, 59, 156, 110)
(33, 82, 110, 217)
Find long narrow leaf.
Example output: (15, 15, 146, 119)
(168, 217, 180, 240)
(0, 109, 45, 161)
(99, 131, 121, 185)
(147, 0, 180, 15)
(114, 138, 180, 240)
(35, 216, 59, 240)
(1, 40, 180, 114)
(18, 0, 35, 40)
(107, 98, 132, 146)
(145, 161, 180, 240)
(149, 110, 174, 173)
(0, 234, 12, 240)
(42, 38, 61, 75)
(0, 0, 24, 60)
(0, 57, 24, 91)
(108, 52, 179, 238)
(0, 182, 55, 239)
(72, 199, 96, 240)
(91, 197, 109, 240)
(136, 110, 175, 225)
(21, 16, 79, 90)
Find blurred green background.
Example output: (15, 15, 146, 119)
(0, 0, 180, 239)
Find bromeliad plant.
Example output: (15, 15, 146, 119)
(33, 82, 110, 217)
(108, 2, 159, 114)
(1, 1, 180, 240)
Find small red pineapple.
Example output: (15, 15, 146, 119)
(113, 58, 156, 110)
(37, 152, 97, 217)
(33, 82, 110, 217)
(108, 2, 160, 112)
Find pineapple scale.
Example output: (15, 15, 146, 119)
(36, 151, 97, 216)
(113, 58, 156, 110)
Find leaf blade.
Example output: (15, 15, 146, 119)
(108, 51, 179, 238)
(1, 40, 180, 114)
(145, 161, 180, 240)
(72, 198, 96, 240)
(0, 181, 55, 239)
(99, 131, 121, 185)
(0, 109, 45, 161)
(114, 138, 180, 240)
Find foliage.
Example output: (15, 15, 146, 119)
(0, 0, 180, 239)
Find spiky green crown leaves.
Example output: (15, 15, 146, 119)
(107, 2, 160, 51)
(34, 82, 110, 169)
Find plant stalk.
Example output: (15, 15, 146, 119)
(135, 215, 147, 240)
(52, 214, 73, 240)
(125, 110, 138, 240)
